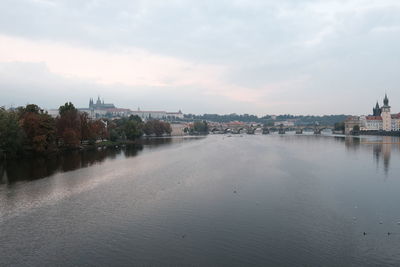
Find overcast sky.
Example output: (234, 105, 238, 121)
(0, 0, 399, 115)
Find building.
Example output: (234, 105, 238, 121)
(78, 97, 183, 121)
(89, 97, 115, 110)
(364, 94, 400, 132)
(346, 94, 400, 134)
(345, 116, 361, 134)
(130, 109, 167, 120)
(166, 110, 184, 120)
(363, 115, 382, 131)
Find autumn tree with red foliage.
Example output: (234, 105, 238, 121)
(18, 104, 57, 153)
(56, 102, 81, 148)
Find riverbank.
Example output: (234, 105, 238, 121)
(359, 130, 400, 137)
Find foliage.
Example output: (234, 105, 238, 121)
(111, 115, 143, 141)
(56, 105, 81, 148)
(0, 102, 173, 157)
(58, 102, 76, 116)
(19, 107, 57, 153)
(109, 129, 119, 142)
(143, 120, 172, 137)
(352, 125, 360, 135)
(191, 120, 209, 134)
(334, 122, 345, 131)
(80, 113, 108, 144)
(124, 120, 143, 140)
(0, 109, 25, 155)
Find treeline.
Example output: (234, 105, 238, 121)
(0, 103, 171, 157)
(184, 121, 209, 135)
(183, 113, 349, 126)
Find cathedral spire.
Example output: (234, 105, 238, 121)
(373, 100, 382, 116)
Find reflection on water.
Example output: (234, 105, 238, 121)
(0, 137, 191, 185)
(0, 145, 144, 185)
(343, 136, 400, 175)
(2, 135, 398, 185)
(1, 134, 400, 267)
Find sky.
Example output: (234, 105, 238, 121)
(0, 0, 399, 115)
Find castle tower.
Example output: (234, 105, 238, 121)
(381, 93, 391, 131)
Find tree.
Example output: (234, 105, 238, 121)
(109, 115, 144, 141)
(91, 120, 108, 141)
(109, 129, 119, 142)
(352, 125, 360, 135)
(128, 115, 142, 123)
(18, 105, 57, 153)
(80, 112, 93, 143)
(56, 102, 81, 148)
(192, 120, 209, 134)
(124, 120, 142, 140)
(58, 102, 76, 116)
(143, 120, 172, 136)
(0, 109, 25, 155)
(334, 122, 345, 133)
(62, 128, 80, 147)
(334, 122, 345, 131)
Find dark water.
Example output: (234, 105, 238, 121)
(1, 134, 400, 266)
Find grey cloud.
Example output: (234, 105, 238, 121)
(0, 61, 251, 114)
(1, 0, 400, 114)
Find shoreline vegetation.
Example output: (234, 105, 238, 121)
(0, 102, 211, 161)
(1, 102, 205, 161)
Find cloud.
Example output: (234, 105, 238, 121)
(1, 0, 400, 114)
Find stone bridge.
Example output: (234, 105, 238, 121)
(209, 123, 334, 135)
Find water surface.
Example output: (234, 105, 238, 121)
(1, 134, 400, 266)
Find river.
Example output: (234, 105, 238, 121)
(1, 134, 400, 266)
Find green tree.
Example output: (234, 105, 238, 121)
(334, 122, 345, 131)
(128, 115, 142, 123)
(124, 120, 142, 140)
(192, 120, 209, 134)
(0, 109, 25, 155)
(58, 102, 76, 116)
(109, 129, 119, 142)
(352, 125, 360, 135)
(143, 120, 172, 136)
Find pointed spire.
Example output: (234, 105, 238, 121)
(384, 93, 389, 106)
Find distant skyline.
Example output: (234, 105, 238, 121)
(1, 0, 399, 115)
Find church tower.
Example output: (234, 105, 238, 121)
(96, 96, 101, 107)
(381, 93, 391, 131)
(373, 101, 381, 116)
(89, 98, 93, 109)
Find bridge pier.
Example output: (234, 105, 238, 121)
(262, 128, 270, 134)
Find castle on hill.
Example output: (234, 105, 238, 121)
(79, 97, 184, 120)
(89, 97, 115, 110)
